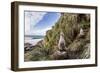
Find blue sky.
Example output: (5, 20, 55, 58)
(25, 11, 61, 35)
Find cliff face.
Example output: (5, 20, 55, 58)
(24, 13, 90, 61)
(43, 13, 90, 59)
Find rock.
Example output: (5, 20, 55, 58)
(24, 43, 32, 47)
(79, 44, 90, 59)
(24, 43, 34, 51)
(50, 50, 68, 60)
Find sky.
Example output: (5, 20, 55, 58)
(25, 11, 61, 35)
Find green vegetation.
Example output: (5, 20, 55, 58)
(24, 13, 90, 61)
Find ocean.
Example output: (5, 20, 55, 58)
(25, 35, 44, 46)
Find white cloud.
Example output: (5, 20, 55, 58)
(25, 11, 47, 35)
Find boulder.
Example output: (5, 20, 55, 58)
(50, 50, 68, 60)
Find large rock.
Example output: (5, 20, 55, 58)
(50, 50, 68, 60)
(24, 43, 34, 51)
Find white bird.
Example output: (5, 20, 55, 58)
(79, 28, 84, 36)
(58, 32, 66, 51)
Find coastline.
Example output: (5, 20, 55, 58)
(25, 37, 43, 46)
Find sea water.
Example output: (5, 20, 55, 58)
(25, 35, 44, 46)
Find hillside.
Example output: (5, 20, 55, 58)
(24, 13, 90, 61)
